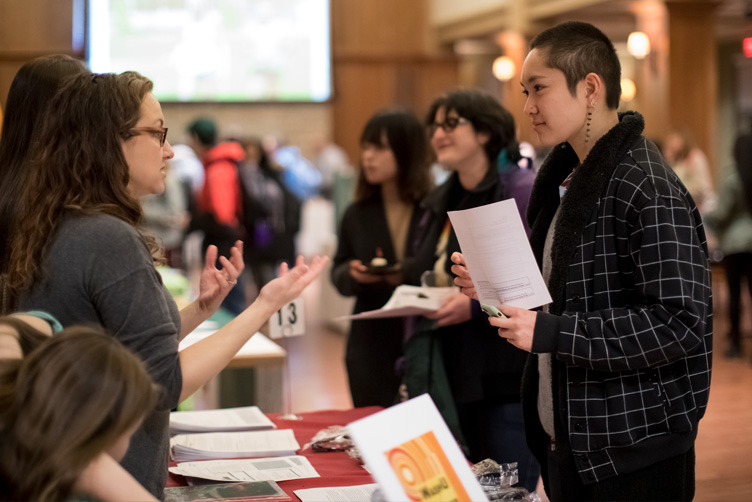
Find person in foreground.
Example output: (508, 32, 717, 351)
(452, 22, 712, 501)
(0, 326, 159, 501)
(5, 71, 326, 497)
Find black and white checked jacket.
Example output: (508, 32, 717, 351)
(522, 112, 712, 485)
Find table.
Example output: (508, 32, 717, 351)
(180, 330, 287, 369)
(166, 407, 382, 497)
(179, 314, 287, 412)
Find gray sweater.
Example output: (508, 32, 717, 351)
(19, 212, 182, 498)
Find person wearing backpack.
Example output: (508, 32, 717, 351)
(237, 138, 302, 294)
(188, 118, 247, 315)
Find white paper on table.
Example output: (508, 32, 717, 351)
(336, 285, 457, 320)
(170, 406, 276, 434)
(347, 394, 488, 502)
(448, 198, 552, 310)
(293, 484, 379, 502)
(170, 429, 300, 462)
(169, 455, 319, 483)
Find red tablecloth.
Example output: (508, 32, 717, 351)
(166, 407, 382, 498)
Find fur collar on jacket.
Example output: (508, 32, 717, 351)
(527, 111, 645, 314)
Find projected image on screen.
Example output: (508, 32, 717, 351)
(88, 0, 331, 102)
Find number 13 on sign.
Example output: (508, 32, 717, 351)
(269, 298, 305, 339)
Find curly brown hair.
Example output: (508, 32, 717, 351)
(6, 71, 164, 298)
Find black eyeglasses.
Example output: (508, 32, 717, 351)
(428, 116, 469, 135)
(128, 127, 169, 146)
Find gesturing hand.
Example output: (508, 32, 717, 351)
(197, 241, 245, 313)
(259, 255, 329, 310)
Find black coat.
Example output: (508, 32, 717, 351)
(331, 195, 424, 407)
(407, 165, 536, 404)
(523, 112, 713, 484)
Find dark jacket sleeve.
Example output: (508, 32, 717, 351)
(331, 204, 361, 297)
(556, 188, 710, 372)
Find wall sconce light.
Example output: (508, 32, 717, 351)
(493, 56, 516, 82)
(627, 31, 651, 59)
(620, 78, 637, 102)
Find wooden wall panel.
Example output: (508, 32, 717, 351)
(330, 0, 459, 163)
(0, 0, 76, 109)
(0, 0, 74, 54)
(332, 59, 458, 163)
(332, 0, 429, 57)
(666, 0, 718, 173)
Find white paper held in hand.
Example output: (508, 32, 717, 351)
(269, 297, 305, 339)
(447, 198, 552, 311)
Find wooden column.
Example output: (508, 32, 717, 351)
(666, 0, 719, 172)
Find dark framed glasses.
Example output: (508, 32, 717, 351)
(128, 127, 169, 146)
(428, 116, 469, 135)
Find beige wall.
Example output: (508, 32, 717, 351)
(162, 102, 331, 160)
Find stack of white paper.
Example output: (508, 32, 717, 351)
(169, 455, 319, 483)
(170, 406, 276, 435)
(294, 484, 379, 502)
(170, 429, 300, 462)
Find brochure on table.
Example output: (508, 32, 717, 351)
(347, 394, 487, 502)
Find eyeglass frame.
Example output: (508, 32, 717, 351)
(127, 126, 169, 146)
(428, 116, 469, 136)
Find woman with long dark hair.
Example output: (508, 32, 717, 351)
(0, 55, 87, 313)
(331, 109, 432, 408)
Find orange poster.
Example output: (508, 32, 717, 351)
(384, 431, 471, 502)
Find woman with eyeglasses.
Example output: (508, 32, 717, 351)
(331, 109, 432, 408)
(405, 89, 540, 491)
(5, 71, 326, 497)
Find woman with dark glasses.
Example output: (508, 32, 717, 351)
(405, 89, 540, 491)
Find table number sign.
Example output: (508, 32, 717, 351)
(269, 298, 305, 339)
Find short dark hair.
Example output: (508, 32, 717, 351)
(188, 118, 217, 147)
(426, 89, 522, 164)
(530, 21, 621, 110)
(356, 109, 431, 204)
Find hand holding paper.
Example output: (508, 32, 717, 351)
(446, 199, 551, 310)
(424, 291, 473, 327)
(450, 252, 479, 301)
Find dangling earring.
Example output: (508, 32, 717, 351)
(585, 101, 595, 144)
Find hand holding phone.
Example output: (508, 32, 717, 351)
(481, 304, 507, 319)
